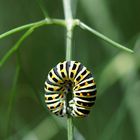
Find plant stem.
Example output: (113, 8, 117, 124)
(63, 0, 74, 140)
(67, 116, 73, 140)
(65, 28, 73, 60)
(63, 0, 73, 61)
(0, 28, 34, 67)
(79, 21, 134, 53)
(0, 20, 43, 40)
(0, 19, 66, 40)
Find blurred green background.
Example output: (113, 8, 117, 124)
(0, 0, 140, 140)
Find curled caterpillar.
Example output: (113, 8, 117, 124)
(44, 61, 97, 117)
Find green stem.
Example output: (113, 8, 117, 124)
(67, 116, 73, 140)
(63, 0, 73, 61)
(0, 20, 43, 39)
(0, 18, 67, 67)
(0, 27, 34, 67)
(0, 19, 66, 40)
(63, 0, 74, 140)
(79, 21, 134, 53)
(66, 29, 73, 60)
(0, 18, 134, 54)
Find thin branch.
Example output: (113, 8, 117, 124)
(79, 21, 134, 53)
(0, 19, 66, 40)
(0, 28, 34, 67)
(0, 20, 43, 40)
(0, 17, 134, 55)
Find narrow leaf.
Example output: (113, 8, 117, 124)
(0, 20, 46, 40)
(0, 28, 34, 67)
(79, 21, 134, 53)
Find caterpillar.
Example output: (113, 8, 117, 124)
(44, 61, 97, 117)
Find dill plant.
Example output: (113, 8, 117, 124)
(0, 0, 134, 140)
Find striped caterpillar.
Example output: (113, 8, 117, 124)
(44, 61, 97, 117)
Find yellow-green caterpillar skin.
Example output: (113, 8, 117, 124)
(44, 61, 97, 117)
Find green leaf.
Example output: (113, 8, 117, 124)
(0, 28, 34, 67)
